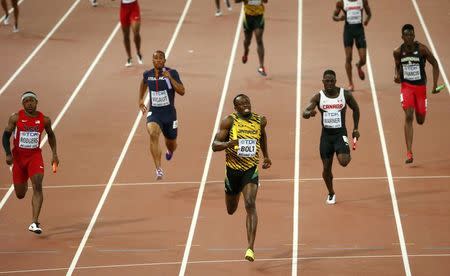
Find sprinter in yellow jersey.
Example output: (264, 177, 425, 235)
(212, 94, 271, 262)
(235, 0, 268, 76)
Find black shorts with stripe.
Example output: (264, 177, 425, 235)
(225, 166, 259, 195)
(243, 14, 265, 32)
(320, 130, 350, 159)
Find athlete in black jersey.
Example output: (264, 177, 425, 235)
(333, 0, 371, 91)
(393, 24, 439, 163)
(303, 70, 360, 204)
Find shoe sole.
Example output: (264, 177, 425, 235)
(29, 229, 42, 234)
(245, 255, 254, 262)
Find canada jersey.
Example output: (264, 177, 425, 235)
(13, 110, 45, 152)
(400, 42, 426, 85)
(343, 0, 363, 25)
(319, 88, 347, 134)
(225, 113, 261, 171)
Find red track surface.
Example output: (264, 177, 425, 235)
(0, 0, 449, 275)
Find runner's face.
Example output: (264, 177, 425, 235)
(152, 52, 166, 70)
(234, 96, 251, 117)
(322, 74, 336, 92)
(402, 29, 415, 46)
(22, 97, 37, 114)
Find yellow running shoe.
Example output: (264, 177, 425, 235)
(245, 248, 255, 262)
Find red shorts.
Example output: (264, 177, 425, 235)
(120, 1, 141, 27)
(400, 82, 427, 115)
(12, 149, 44, 184)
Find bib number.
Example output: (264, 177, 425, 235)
(19, 131, 39, 149)
(237, 139, 257, 157)
(402, 64, 421, 81)
(323, 112, 342, 128)
(346, 9, 362, 24)
(248, 0, 262, 5)
(151, 90, 170, 107)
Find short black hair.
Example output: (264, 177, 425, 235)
(323, 69, 336, 78)
(153, 50, 166, 58)
(402, 24, 414, 34)
(233, 93, 248, 106)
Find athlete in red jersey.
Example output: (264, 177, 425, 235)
(120, 0, 143, 67)
(2, 91, 59, 234)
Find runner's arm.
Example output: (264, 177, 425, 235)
(345, 91, 360, 139)
(139, 77, 148, 114)
(393, 48, 401, 83)
(363, 0, 371, 26)
(302, 93, 319, 119)
(332, 0, 344, 21)
(44, 116, 59, 166)
(421, 44, 439, 92)
(260, 116, 271, 169)
(3, 114, 17, 165)
(212, 115, 237, 152)
(163, 70, 185, 96)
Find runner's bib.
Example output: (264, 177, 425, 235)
(237, 139, 257, 157)
(248, 0, 262, 5)
(323, 112, 342, 128)
(346, 9, 362, 24)
(19, 131, 40, 149)
(402, 64, 421, 81)
(151, 90, 170, 107)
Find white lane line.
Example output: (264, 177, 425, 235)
(367, 50, 412, 276)
(0, 0, 24, 24)
(177, 7, 244, 276)
(2, 175, 448, 191)
(0, 0, 82, 96)
(65, 0, 193, 274)
(0, 23, 122, 213)
(292, 0, 303, 275)
(410, 0, 449, 94)
(2, 253, 450, 274)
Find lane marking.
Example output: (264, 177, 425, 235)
(2, 175, 449, 191)
(178, 7, 244, 276)
(0, 0, 82, 96)
(2, 253, 449, 274)
(0, 23, 122, 213)
(410, 0, 449, 94)
(65, 1, 193, 275)
(292, 1, 303, 275)
(367, 49, 412, 276)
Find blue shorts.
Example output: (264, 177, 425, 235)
(147, 110, 178, 140)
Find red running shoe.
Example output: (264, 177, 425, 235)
(405, 152, 413, 164)
(356, 63, 365, 80)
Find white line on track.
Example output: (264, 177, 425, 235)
(2, 253, 449, 274)
(0, 23, 122, 213)
(1, 175, 448, 191)
(367, 50, 412, 276)
(0, 0, 24, 24)
(0, 0, 82, 96)
(65, 0, 194, 274)
(292, 0, 303, 275)
(177, 6, 244, 276)
(410, 0, 449, 94)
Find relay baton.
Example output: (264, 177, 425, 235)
(52, 162, 58, 173)
(352, 137, 357, 150)
(432, 84, 445, 94)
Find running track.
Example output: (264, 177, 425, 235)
(0, 0, 449, 275)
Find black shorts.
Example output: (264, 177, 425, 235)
(146, 110, 178, 140)
(243, 14, 265, 32)
(225, 166, 259, 195)
(320, 130, 350, 159)
(343, 25, 366, 49)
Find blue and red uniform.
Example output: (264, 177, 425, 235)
(12, 110, 45, 184)
(143, 67, 182, 140)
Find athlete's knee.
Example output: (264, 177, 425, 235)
(149, 130, 160, 142)
(226, 201, 238, 215)
(404, 109, 414, 123)
(338, 155, 351, 167)
(416, 115, 425, 125)
(244, 198, 256, 212)
(15, 192, 25, 199)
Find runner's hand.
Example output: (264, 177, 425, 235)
(394, 75, 400, 83)
(6, 154, 12, 166)
(262, 157, 272, 169)
(139, 100, 147, 115)
(302, 109, 316, 119)
(51, 155, 59, 167)
(162, 70, 171, 79)
(352, 129, 360, 139)
(227, 139, 238, 148)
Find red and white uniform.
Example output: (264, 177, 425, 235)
(12, 110, 45, 184)
(120, 0, 140, 27)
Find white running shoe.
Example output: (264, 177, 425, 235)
(225, 0, 232, 11)
(215, 10, 222, 17)
(3, 15, 9, 25)
(137, 53, 143, 65)
(326, 194, 336, 205)
(90, 0, 98, 7)
(125, 58, 132, 67)
(28, 222, 42, 234)
(12, 25, 19, 33)
(156, 168, 164, 180)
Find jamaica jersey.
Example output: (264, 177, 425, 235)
(244, 0, 265, 16)
(225, 112, 261, 171)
